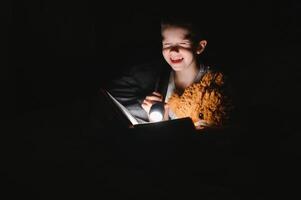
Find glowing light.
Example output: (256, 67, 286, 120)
(149, 102, 165, 122)
(149, 110, 163, 122)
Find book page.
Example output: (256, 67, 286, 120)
(104, 90, 195, 130)
(106, 91, 139, 125)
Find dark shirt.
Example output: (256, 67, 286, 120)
(106, 60, 171, 123)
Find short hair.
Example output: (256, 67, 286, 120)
(160, 13, 206, 44)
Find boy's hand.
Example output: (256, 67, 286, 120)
(142, 92, 169, 121)
(141, 92, 163, 114)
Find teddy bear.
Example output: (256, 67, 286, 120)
(167, 71, 233, 128)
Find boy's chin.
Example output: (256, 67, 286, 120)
(170, 64, 185, 71)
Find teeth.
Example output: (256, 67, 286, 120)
(171, 58, 183, 61)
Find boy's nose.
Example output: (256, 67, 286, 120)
(170, 45, 179, 52)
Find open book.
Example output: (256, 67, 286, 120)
(101, 89, 196, 130)
(105, 90, 139, 126)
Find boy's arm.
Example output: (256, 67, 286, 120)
(105, 64, 159, 123)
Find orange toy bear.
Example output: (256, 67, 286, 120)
(167, 71, 233, 128)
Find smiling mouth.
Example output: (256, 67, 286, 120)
(170, 58, 183, 64)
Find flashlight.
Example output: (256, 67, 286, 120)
(148, 71, 168, 122)
(149, 102, 165, 122)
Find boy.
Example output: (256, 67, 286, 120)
(106, 15, 233, 127)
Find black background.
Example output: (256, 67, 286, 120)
(6, 0, 301, 199)
(8, 1, 300, 115)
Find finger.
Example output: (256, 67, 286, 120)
(143, 99, 152, 106)
(152, 91, 163, 98)
(142, 101, 150, 107)
(144, 99, 158, 108)
(196, 125, 205, 130)
(164, 103, 169, 110)
(142, 101, 152, 113)
(145, 96, 162, 102)
(163, 104, 169, 120)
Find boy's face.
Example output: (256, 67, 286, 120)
(161, 26, 198, 72)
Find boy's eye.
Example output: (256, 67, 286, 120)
(163, 43, 190, 47)
(162, 42, 192, 49)
(179, 42, 191, 46)
(162, 43, 171, 48)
